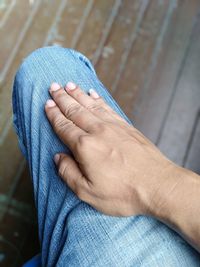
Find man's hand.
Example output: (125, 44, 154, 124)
(45, 82, 200, 251)
(44, 82, 177, 217)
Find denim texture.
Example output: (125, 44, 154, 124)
(12, 46, 200, 266)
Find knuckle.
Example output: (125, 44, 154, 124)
(53, 117, 64, 129)
(76, 187, 82, 198)
(75, 89, 84, 99)
(78, 134, 88, 145)
(53, 117, 72, 134)
(88, 104, 105, 113)
(93, 122, 107, 133)
(76, 188, 87, 202)
(54, 90, 65, 101)
(64, 104, 82, 118)
(76, 135, 90, 151)
(58, 160, 67, 178)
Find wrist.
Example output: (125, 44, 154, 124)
(146, 162, 183, 218)
(148, 163, 199, 225)
(129, 158, 182, 217)
(147, 164, 200, 248)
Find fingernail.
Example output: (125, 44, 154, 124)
(54, 154, 60, 165)
(66, 82, 76, 90)
(89, 88, 99, 99)
(50, 82, 61, 91)
(46, 99, 56, 107)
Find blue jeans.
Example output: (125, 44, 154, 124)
(12, 46, 200, 266)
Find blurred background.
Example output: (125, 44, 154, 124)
(0, 0, 200, 266)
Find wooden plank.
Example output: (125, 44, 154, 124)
(0, 127, 24, 197)
(133, 0, 200, 143)
(0, 212, 34, 266)
(95, 0, 142, 90)
(11, 165, 34, 207)
(112, 0, 171, 118)
(157, 16, 200, 165)
(0, 0, 62, 136)
(44, 0, 90, 47)
(19, 223, 39, 264)
(0, 0, 16, 25)
(76, 0, 117, 60)
(47, 0, 117, 59)
(0, 0, 41, 81)
(184, 112, 200, 174)
(0, 163, 35, 223)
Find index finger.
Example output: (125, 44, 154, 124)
(45, 99, 86, 151)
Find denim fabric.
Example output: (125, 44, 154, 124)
(12, 46, 200, 266)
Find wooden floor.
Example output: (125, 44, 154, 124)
(0, 0, 200, 265)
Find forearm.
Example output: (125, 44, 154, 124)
(149, 165, 200, 252)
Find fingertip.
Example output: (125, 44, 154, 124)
(50, 82, 61, 92)
(46, 99, 56, 108)
(66, 82, 77, 91)
(89, 88, 99, 99)
(54, 153, 60, 165)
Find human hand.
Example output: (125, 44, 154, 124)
(45, 82, 178, 217)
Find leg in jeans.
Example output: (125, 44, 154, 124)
(12, 46, 200, 266)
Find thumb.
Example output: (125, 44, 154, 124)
(54, 153, 88, 195)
